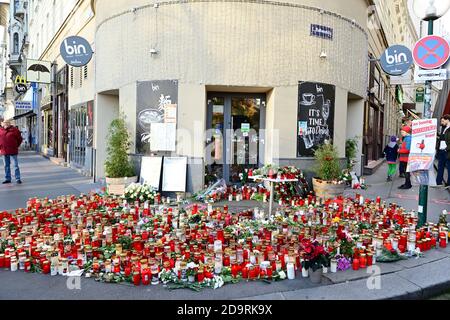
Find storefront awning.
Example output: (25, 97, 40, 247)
(13, 111, 36, 120)
(402, 103, 416, 110)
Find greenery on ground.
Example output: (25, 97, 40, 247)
(104, 115, 136, 178)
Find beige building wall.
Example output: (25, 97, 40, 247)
(92, 0, 369, 189)
(40, 0, 94, 79)
(94, 0, 368, 97)
(95, 93, 119, 178)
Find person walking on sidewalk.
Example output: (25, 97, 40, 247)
(436, 114, 450, 187)
(398, 126, 412, 190)
(0, 119, 23, 184)
(383, 136, 399, 182)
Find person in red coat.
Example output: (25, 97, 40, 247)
(0, 119, 23, 184)
(398, 126, 412, 190)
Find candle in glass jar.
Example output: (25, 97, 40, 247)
(10, 258, 18, 272)
(42, 261, 50, 274)
(141, 267, 150, 285)
(440, 237, 447, 248)
(214, 240, 222, 253)
(242, 267, 248, 279)
(330, 259, 337, 273)
(287, 263, 295, 280)
(133, 272, 141, 286)
(151, 265, 159, 285)
(352, 258, 359, 271)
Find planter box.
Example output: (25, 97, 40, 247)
(310, 268, 323, 284)
(106, 176, 138, 196)
(312, 178, 345, 200)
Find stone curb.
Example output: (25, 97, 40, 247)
(237, 255, 450, 300)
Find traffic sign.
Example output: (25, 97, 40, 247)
(413, 35, 450, 70)
(380, 45, 413, 76)
(414, 68, 448, 83)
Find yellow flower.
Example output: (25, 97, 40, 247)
(332, 217, 341, 223)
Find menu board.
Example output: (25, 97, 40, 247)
(139, 157, 163, 190)
(297, 82, 335, 157)
(136, 80, 178, 154)
(162, 157, 187, 192)
(150, 123, 176, 151)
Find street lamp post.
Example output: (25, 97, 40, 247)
(412, 0, 450, 227)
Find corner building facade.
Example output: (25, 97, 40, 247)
(92, 0, 370, 192)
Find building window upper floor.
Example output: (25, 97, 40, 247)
(13, 33, 19, 54)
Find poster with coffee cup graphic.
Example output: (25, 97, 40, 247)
(297, 82, 335, 157)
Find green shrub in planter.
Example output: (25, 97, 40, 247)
(104, 116, 136, 178)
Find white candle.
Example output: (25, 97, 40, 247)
(330, 260, 337, 273)
(229, 194, 233, 202)
(214, 240, 222, 253)
(10, 259, 18, 272)
(51, 263, 58, 276)
(287, 263, 295, 280)
(301, 267, 309, 278)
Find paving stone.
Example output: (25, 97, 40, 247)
(397, 257, 450, 298)
(323, 262, 404, 284)
(280, 273, 422, 300)
(237, 293, 285, 300)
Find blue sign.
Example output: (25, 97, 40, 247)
(380, 45, 413, 76)
(31, 82, 38, 112)
(60, 36, 93, 67)
(15, 101, 33, 111)
(310, 24, 333, 40)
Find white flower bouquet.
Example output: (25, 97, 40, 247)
(124, 183, 157, 204)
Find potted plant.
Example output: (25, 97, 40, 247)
(104, 116, 137, 195)
(312, 141, 346, 199)
(345, 137, 359, 171)
(301, 239, 330, 284)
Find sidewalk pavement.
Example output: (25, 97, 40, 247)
(0, 154, 450, 300)
(345, 162, 450, 224)
(0, 152, 103, 211)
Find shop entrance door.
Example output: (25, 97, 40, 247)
(206, 93, 266, 184)
(69, 105, 87, 168)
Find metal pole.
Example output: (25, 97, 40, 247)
(417, 20, 434, 228)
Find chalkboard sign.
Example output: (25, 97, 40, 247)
(136, 80, 178, 154)
(297, 82, 335, 157)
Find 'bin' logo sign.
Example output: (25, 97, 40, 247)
(380, 45, 413, 76)
(60, 36, 93, 67)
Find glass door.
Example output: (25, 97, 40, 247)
(69, 106, 87, 168)
(206, 93, 265, 184)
